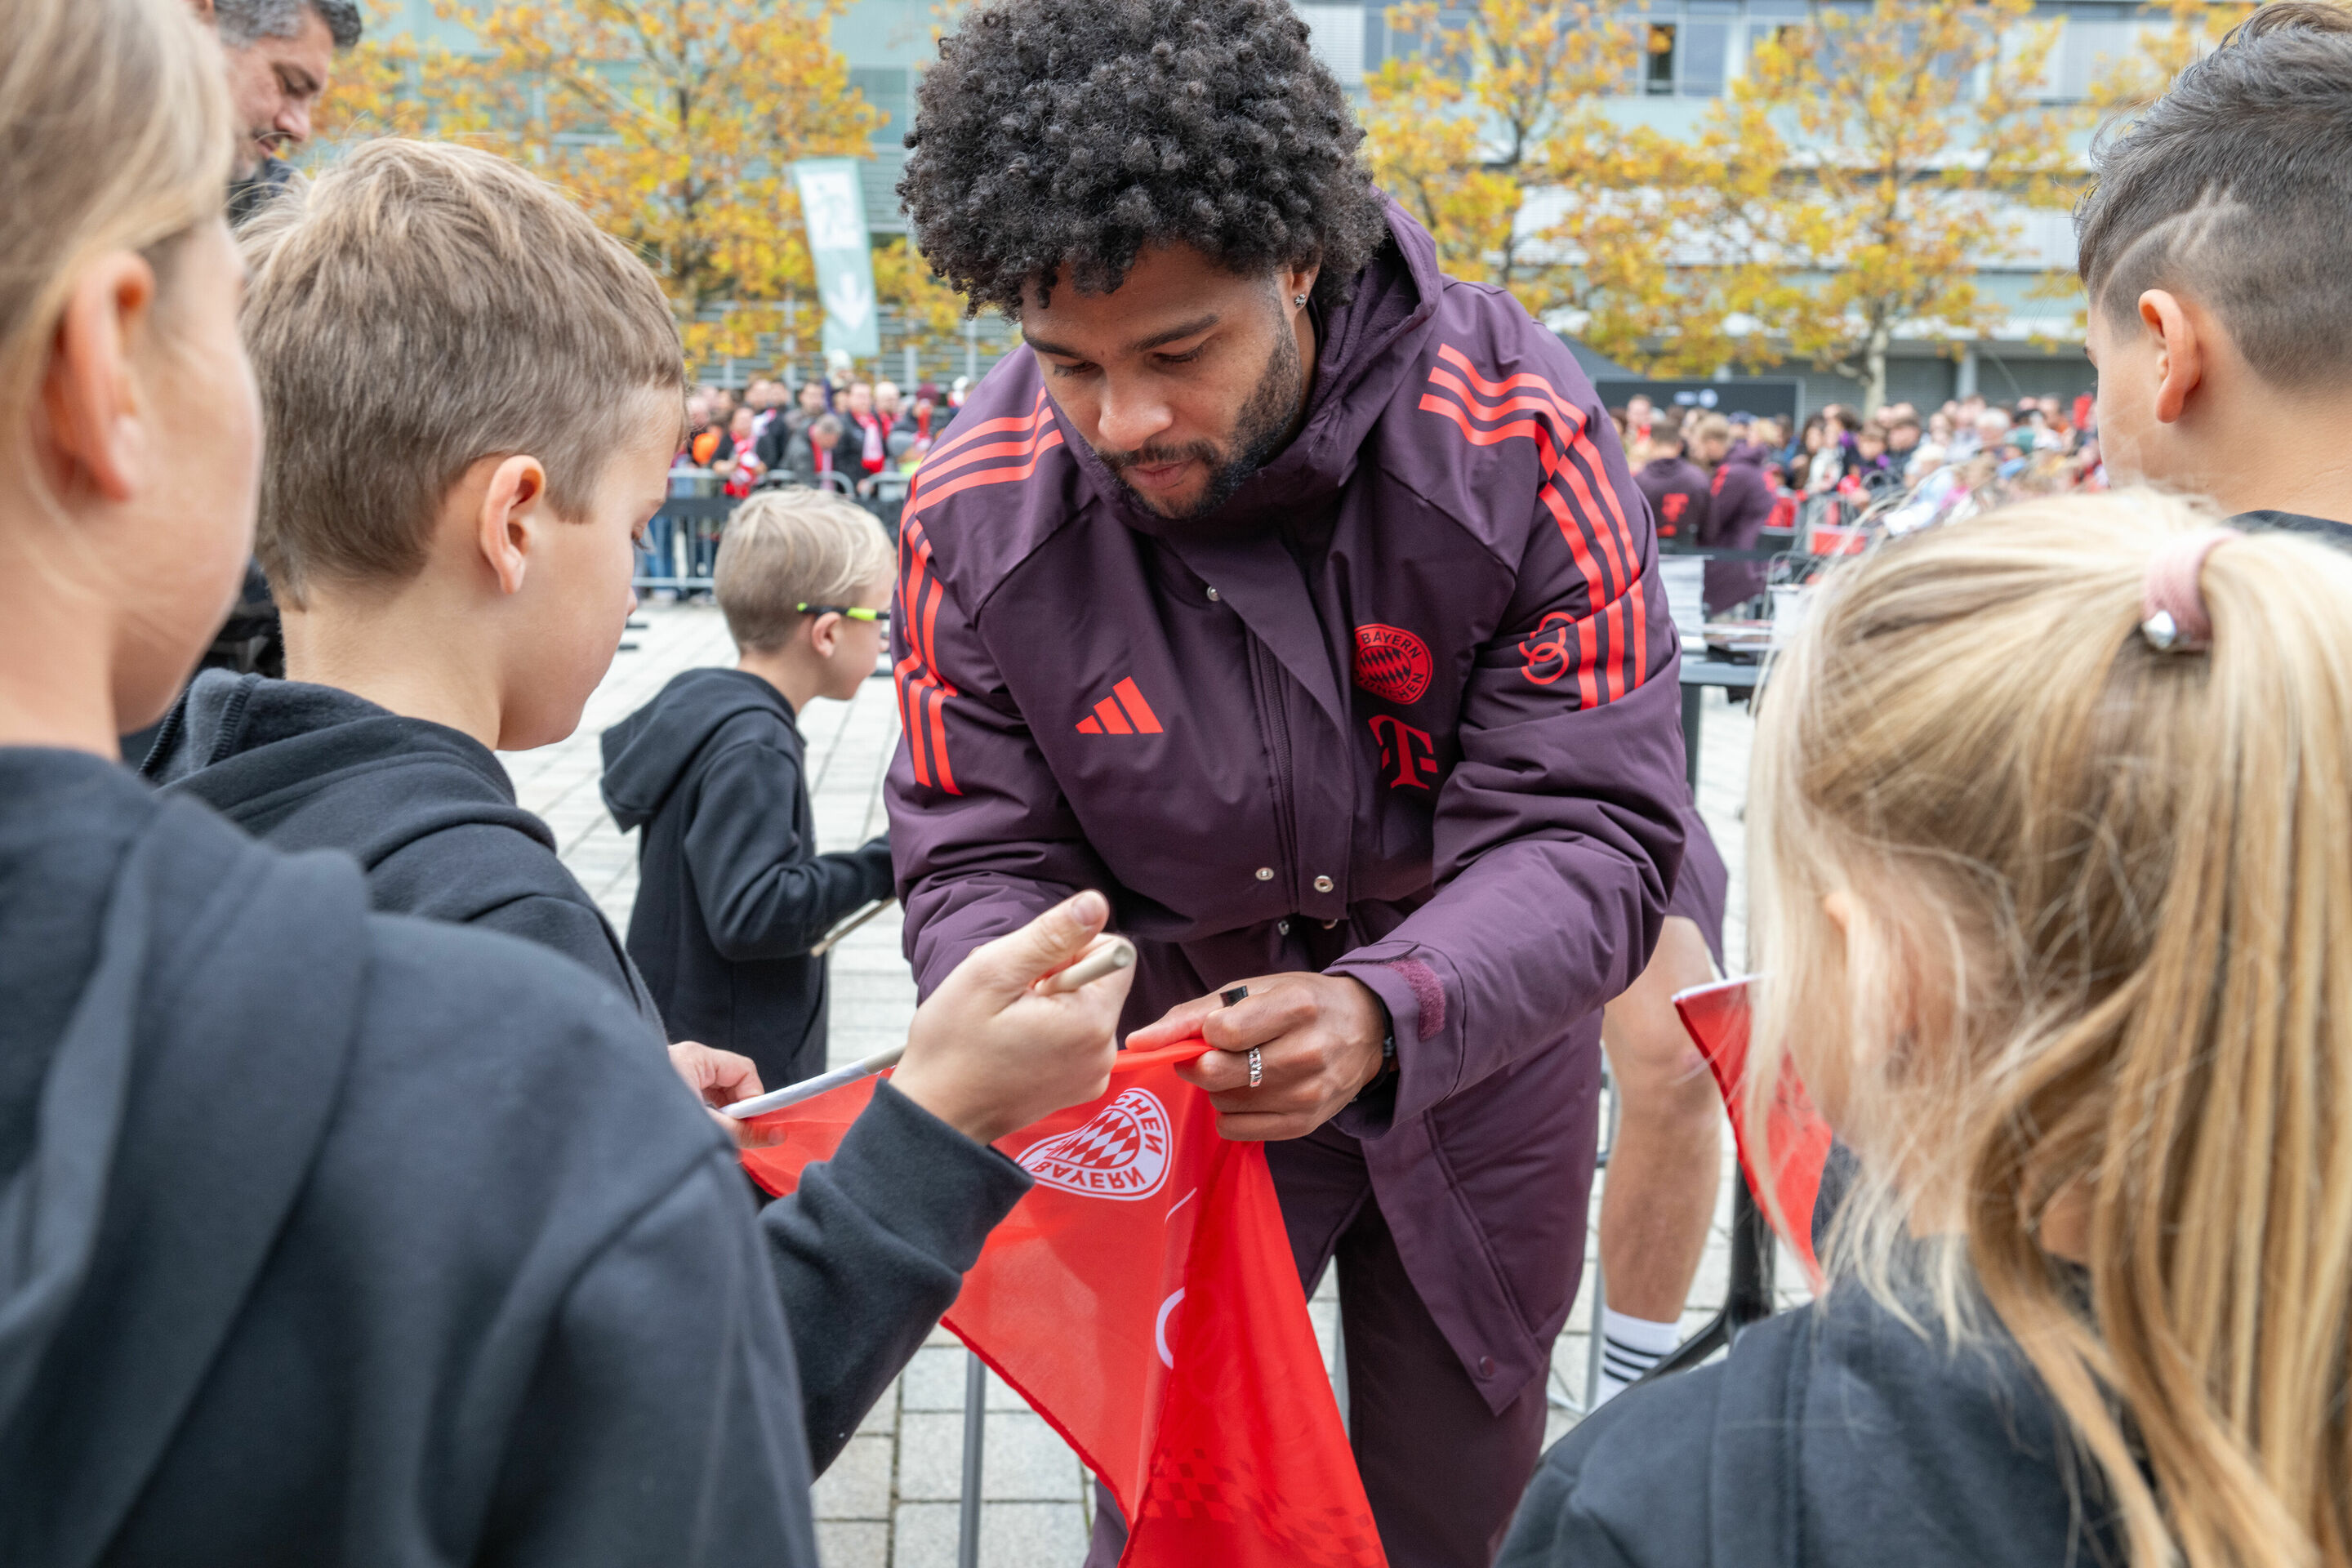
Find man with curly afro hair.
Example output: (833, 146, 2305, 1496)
(888, 2, 1703, 1561)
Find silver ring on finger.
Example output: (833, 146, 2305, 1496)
(1247, 1045, 1263, 1089)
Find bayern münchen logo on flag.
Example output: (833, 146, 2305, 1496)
(1018, 1088, 1173, 1200)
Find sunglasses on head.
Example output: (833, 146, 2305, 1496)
(796, 604, 892, 625)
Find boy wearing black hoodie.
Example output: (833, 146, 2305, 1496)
(603, 490, 897, 1086)
(140, 135, 684, 1025)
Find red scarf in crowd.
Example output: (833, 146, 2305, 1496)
(853, 410, 886, 474)
(742, 1041, 1388, 1568)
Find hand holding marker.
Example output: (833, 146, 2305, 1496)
(724, 933, 1139, 1119)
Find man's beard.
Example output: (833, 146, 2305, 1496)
(1098, 319, 1304, 520)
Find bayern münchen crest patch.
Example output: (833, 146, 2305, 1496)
(1352, 623, 1433, 705)
(1017, 1089, 1173, 1200)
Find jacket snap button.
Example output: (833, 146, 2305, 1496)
(1277, 920, 1290, 935)
(1312, 875, 1334, 893)
(1254, 866, 1275, 881)
(1205, 586, 1221, 601)
(1477, 1356, 1496, 1379)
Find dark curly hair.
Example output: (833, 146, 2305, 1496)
(899, 0, 1392, 317)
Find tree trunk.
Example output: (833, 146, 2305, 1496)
(1863, 318, 1891, 416)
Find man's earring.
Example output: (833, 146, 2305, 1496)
(1293, 293, 1307, 307)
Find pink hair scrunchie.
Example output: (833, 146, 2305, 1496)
(2140, 528, 2241, 653)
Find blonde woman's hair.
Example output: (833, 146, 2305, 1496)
(1, 0, 230, 512)
(715, 490, 893, 653)
(1749, 492, 2352, 1568)
(237, 139, 684, 608)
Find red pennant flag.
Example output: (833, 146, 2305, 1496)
(1673, 976, 1834, 1289)
(741, 1042, 1388, 1568)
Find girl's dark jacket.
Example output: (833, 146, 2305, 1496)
(1499, 1283, 2122, 1568)
(884, 200, 1689, 1414)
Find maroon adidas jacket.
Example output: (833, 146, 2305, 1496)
(1635, 454, 1713, 546)
(885, 203, 1687, 1410)
(1699, 443, 1778, 613)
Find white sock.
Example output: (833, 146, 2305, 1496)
(1595, 1307, 1682, 1405)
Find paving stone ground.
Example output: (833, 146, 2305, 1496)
(506, 596, 1802, 1568)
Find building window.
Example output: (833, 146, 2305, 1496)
(1646, 21, 1678, 94)
(848, 66, 908, 146)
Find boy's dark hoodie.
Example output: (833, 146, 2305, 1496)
(1, 747, 816, 1563)
(141, 668, 661, 1028)
(601, 667, 894, 1087)
(1, 750, 1036, 1557)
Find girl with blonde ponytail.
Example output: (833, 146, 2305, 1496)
(1504, 492, 2352, 1568)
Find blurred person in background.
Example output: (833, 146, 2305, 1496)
(842, 381, 888, 487)
(1624, 393, 1656, 444)
(779, 414, 846, 492)
(721, 407, 766, 497)
(1884, 412, 1922, 467)
(1694, 412, 1777, 614)
(760, 380, 831, 472)
(216, 0, 361, 224)
(1633, 421, 1710, 547)
(903, 381, 952, 451)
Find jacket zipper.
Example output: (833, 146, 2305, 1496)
(1245, 630, 1299, 910)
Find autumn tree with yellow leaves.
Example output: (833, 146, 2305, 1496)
(1361, 0, 1755, 376)
(314, 1, 978, 368)
(454, 0, 881, 363)
(1695, 0, 2086, 412)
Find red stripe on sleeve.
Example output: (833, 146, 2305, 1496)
(1434, 343, 1584, 429)
(903, 430, 1067, 525)
(926, 687, 960, 795)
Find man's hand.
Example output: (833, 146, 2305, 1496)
(891, 890, 1134, 1146)
(1131, 973, 1389, 1142)
(668, 1041, 788, 1150)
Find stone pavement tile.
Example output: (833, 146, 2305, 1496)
(902, 1345, 1026, 1412)
(896, 1411, 969, 1502)
(813, 1432, 893, 1520)
(818, 1521, 890, 1568)
(980, 1412, 1085, 1501)
(893, 1502, 1090, 1568)
(858, 1378, 902, 1435)
(898, 1410, 1085, 1503)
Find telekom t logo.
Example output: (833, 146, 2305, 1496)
(1368, 715, 1437, 790)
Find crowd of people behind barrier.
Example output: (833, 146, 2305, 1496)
(1610, 386, 2109, 571)
(644, 368, 972, 587)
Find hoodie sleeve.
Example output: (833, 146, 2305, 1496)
(886, 537, 1116, 995)
(680, 742, 895, 962)
(1327, 402, 1686, 1130)
(763, 1080, 1031, 1471)
(483, 1152, 822, 1568)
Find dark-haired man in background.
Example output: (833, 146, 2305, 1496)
(2073, 0, 2352, 539)
(884, 2, 1690, 1561)
(215, 0, 362, 223)
(1633, 421, 1709, 547)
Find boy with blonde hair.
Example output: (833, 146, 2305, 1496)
(602, 490, 896, 1085)
(125, 131, 1121, 1486)
(145, 136, 673, 1023)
